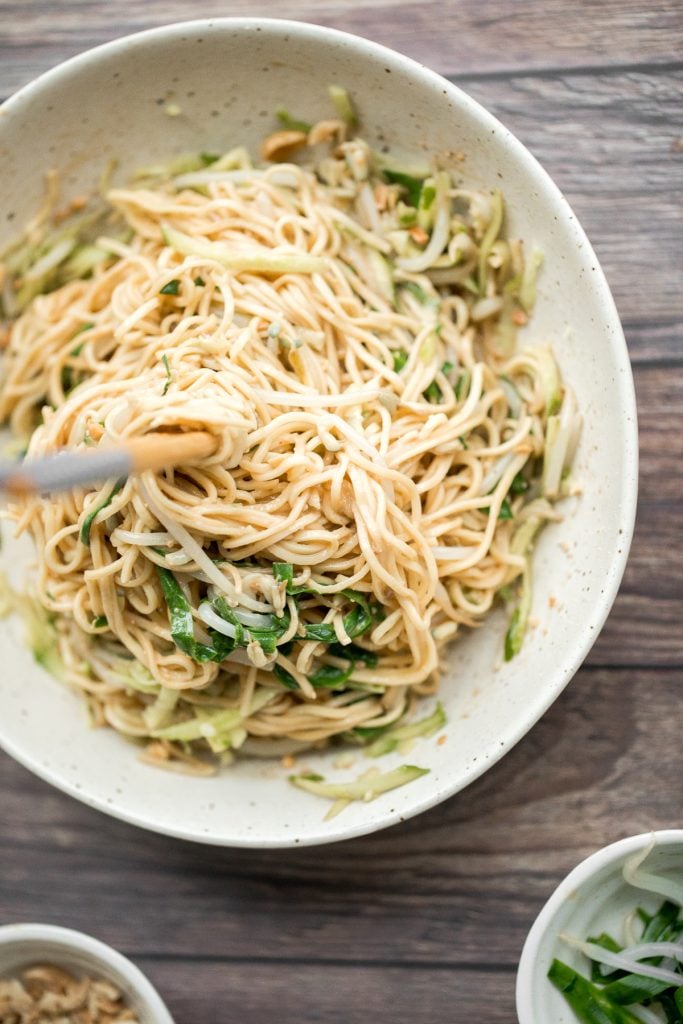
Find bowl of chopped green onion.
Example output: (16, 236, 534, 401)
(517, 831, 683, 1024)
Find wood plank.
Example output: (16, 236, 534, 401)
(126, 960, 516, 1024)
(623, 322, 682, 365)
(587, 363, 683, 665)
(0, 666, 679, 967)
(460, 70, 683, 330)
(1, 0, 681, 95)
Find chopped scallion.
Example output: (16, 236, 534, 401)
(276, 107, 312, 133)
(80, 482, 122, 545)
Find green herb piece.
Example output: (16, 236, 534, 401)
(272, 568, 380, 645)
(504, 607, 523, 662)
(401, 281, 431, 304)
(92, 615, 108, 629)
(308, 661, 355, 689)
(548, 960, 645, 1024)
(423, 361, 455, 404)
(162, 353, 172, 395)
(642, 901, 680, 942)
(383, 170, 424, 207)
(80, 482, 122, 545)
(341, 590, 378, 639)
(246, 624, 283, 655)
(272, 562, 317, 598)
(604, 972, 676, 1007)
(416, 177, 438, 231)
(423, 380, 442, 403)
(156, 567, 233, 663)
(499, 498, 514, 520)
(420, 184, 436, 210)
(586, 933, 624, 982)
(455, 370, 470, 401)
(193, 275, 205, 286)
(212, 596, 245, 647)
(211, 596, 290, 655)
(328, 85, 357, 126)
(304, 622, 338, 643)
(302, 592, 379, 645)
(329, 641, 378, 667)
(274, 664, 299, 690)
(392, 348, 409, 372)
(159, 278, 181, 295)
(273, 562, 293, 584)
(61, 366, 77, 395)
(510, 471, 529, 495)
(276, 107, 313, 133)
(398, 208, 418, 227)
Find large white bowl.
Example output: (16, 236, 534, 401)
(0, 19, 637, 846)
(516, 831, 683, 1024)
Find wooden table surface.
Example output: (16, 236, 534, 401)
(1, 3, 681, 1022)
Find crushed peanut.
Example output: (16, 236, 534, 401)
(306, 119, 346, 147)
(0, 963, 141, 1023)
(408, 225, 429, 246)
(260, 130, 308, 162)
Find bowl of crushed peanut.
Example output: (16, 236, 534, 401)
(0, 923, 174, 1024)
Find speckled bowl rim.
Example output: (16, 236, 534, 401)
(0, 18, 638, 847)
(516, 830, 683, 1023)
(0, 923, 175, 1023)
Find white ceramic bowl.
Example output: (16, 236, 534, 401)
(0, 923, 174, 1023)
(517, 830, 683, 1023)
(0, 19, 638, 846)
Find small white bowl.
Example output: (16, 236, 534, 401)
(0, 923, 174, 1024)
(516, 830, 683, 1024)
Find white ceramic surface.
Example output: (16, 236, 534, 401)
(516, 830, 683, 1024)
(0, 19, 638, 847)
(0, 923, 174, 1023)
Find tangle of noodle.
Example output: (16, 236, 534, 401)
(0, 118, 579, 774)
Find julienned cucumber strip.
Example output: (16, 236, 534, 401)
(290, 764, 429, 803)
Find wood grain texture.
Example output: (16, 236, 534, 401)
(1, 0, 681, 95)
(588, 365, 683, 665)
(125, 961, 517, 1024)
(461, 70, 683, 331)
(0, 669, 678, 971)
(0, 3, 681, 1022)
